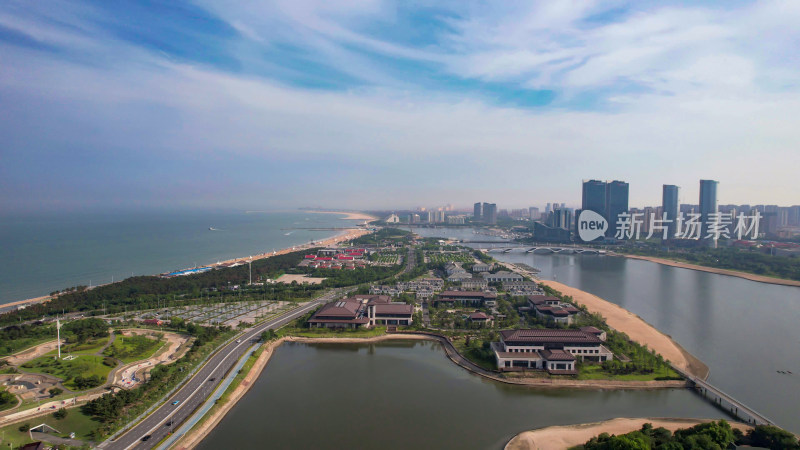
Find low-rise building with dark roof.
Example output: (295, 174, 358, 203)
(307, 298, 369, 329)
(527, 296, 581, 324)
(466, 311, 493, 327)
(492, 328, 613, 373)
(434, 290, 497, 306)
(368, 301, 413, 326)
(482, 271, 524, 283)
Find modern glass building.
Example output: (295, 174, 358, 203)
(482, 202, 497, 225)
(473, 202, 482, 221)
(662, 184, 680, 239)
(699, 179, 719, 240)
(605, 180, 629, 238)
(581, 180, 607, 215)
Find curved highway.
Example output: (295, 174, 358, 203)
(103, 290, 345, 450)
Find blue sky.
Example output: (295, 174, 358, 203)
(1, 1, 799, 212)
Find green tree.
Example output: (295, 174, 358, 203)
(53, 407, 68, 419)
(48, 387, 64, 397)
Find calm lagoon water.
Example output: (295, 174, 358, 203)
(198, 341, 725, 450)
(413, 227, 800, 432)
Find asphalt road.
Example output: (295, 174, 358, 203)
(103, 289, 345, 450)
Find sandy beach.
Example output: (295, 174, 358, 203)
(3, 215, 375, 311)
(304, 210, 379, 221)
(620, 254, 800, 287)
(505, 417, 752, 450)
(538, 280, 709, 380)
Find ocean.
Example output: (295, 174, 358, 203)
(0, 210, 358, 305)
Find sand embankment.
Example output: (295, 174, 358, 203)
(538, 280, 708, 380)
(620, 254, 800, 287)
(505, 417, 752, 450)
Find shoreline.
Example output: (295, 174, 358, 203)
(173, 333, 690, 449)
(303, 210, 379, 221)
(1, 210, 378, 310)
(539, 280, 709, 380)
(618, 254, 800, 288)
(504, 417, 753, 450)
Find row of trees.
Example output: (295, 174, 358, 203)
(579, 420, 799, 450)
(623, 244, 800, 281)
(0, 251, 309, 326)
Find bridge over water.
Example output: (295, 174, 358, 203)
(671, 366, 775, 427)
(483, 246, 607, 255)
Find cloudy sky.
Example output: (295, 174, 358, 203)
(1, 1, 798, 212)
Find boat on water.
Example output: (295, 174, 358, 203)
(209, 227, 220, 231)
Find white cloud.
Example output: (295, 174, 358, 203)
(1, 1, 799, 209)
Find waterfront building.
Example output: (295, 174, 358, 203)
(366, 299, 413, 327)
(582, 180, 607, 216)
(662, 185, 679, 239)
(473, 203, 482, 221)
(434, 290, 497, 306)
(605, 180, 629, 238)
(447, 215, 466, 225)
(483, 203, 498, 225)
(529, 207, 540, 220)
(482, 271, 523, 283)
(308, 296, 412, 328)
(384, 213, 400, 223)
(307, 298, 370, 329)
(699, 179, 719, 243)
(550, 208, 573, 230)
(491, 329, 613, 373)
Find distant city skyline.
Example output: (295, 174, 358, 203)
(1, 2, 800, 212)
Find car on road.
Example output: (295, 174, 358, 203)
(208, 377, 216, 382)
(142, 435, 151, 442)
(236, 339, 241, 343)
(172, 400, 180, 405)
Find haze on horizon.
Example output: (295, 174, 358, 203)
(1, 1, 799, 213)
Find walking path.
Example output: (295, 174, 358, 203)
(504, 417, 753, 450)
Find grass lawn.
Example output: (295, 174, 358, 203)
(451, 338, 497, 371)
(21, 355, 113, 390)
(280, 327, 387, 339)
(577, 363, 682, 381)
(59, 336, 110, 355)
(0, 407, 100, 447)
(103, 334, 164, 364)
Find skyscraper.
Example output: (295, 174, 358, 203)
(605, 180, 629, 238)
(473, 202, 482, 221)
(483, 202, 497, 225)
(662, 185, 679, 239)
(699, 179, 719, 241)
(582, 180, 607, 215)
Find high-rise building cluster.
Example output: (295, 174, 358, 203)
(580, 179, 630, 238)
(473, 202, 498, 225)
